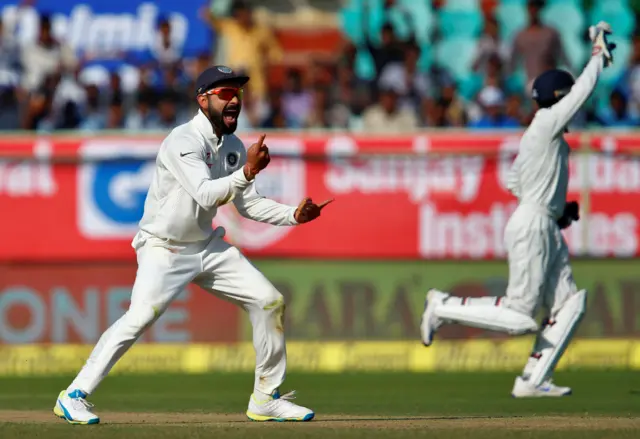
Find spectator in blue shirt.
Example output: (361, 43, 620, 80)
(596, 89, 640, 128)
(470, 86, 521, 129)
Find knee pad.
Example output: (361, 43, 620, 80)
(528, 289, 587, 387)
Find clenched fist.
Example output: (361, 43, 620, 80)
(244, 134, 270, 181)
(294, 198, 334, 224)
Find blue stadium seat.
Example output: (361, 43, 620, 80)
(435, 37, 477, 81)
(398, 0, 434, 43)
(339, 6, 366, 44)
(417, 44, 433, 72)
(600, 38, 632, 87)
(542, 2, 585, 38)
(590, 0, 636, 37)
(562, 35, 589, 71)
(443, 0, 480, 8)
(438, 9, 483, 38)
(495, 2, 527, 41)
(354, 49, 377, 81)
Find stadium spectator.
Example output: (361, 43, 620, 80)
(20, 14, 77, 92)
(0, 16, 21, 90)
(107, 94, 125, 129)
(78, 85, 106, 132)
(281, 68, 314, 129)
(0, 86, 20, 130)
(365, 23, 405, 79)
(236, 82, 268, 132)
(150, 17, 183, 71)
(472, 16, 509, 74)
(361, 86, 418, 133)
(505, 93, 529, 127)
(509, 0, 569, 89)
(305, 86, 333, 129)
(618, 36, 640, 117)
(469, 86, 520, 129)
(202, 0, 282, 102)
(262, 88, 288, 129)
(420, 80, 467, 128)
(125, 90, 160, 131)
(156, 90, 188, 130)
(378, 42, 430, 111)
(596, 89, 640, 127)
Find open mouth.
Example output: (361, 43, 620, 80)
(223, 107, 239, 124)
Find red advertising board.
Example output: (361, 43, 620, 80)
(0, 264, 239, 344)
(0, 132, 638, 261)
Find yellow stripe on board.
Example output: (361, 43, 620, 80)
(0, 339, 635, 376)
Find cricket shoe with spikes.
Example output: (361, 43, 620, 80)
(246, 390, 315, 422)
(53, 390, 100, 424)
(420, 289, 449, 346)
(511, 376, 572, 398)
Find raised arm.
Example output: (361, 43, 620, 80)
(545, 56, 602, 134)
(546, 22, 615, 134)
(160, 134, 251, 210)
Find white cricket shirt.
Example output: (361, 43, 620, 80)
(135, 110, 297, 244)
(507, 55, 603, 219)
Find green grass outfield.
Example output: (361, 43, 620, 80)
(0, 371, 639, 439)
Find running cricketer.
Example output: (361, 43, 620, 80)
(54, 66, 332, 424)
(420, 22, 616, 397)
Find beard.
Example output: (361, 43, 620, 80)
(206, 98, 240, 135)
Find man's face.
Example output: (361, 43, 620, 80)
(197, 80, 243, 135)
(527, 4, 541, 23)
(380, 90, 397, 113)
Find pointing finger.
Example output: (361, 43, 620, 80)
(318, 199, 334, 210)
(257, 134, 266, 147)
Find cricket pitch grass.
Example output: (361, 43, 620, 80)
(0, 371, 639, 439)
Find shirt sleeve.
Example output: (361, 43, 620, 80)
(546, 55, 603, 135)
(160, 134, 252, 210)
(233, 182, 298, 226)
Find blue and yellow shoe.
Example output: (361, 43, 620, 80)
(246, 390, 314, 422)
(54, 390, 100, 425)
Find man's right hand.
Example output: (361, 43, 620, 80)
(244, 134, 270, 181)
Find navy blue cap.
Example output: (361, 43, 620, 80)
(531, 69, 575, 108)
(195, 65, 249, 96)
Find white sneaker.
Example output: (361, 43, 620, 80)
(53, 390, 100, 425)
(420, 289, 448, 346)
(246, 390, 314, 422)
(511, 376, 572, 398)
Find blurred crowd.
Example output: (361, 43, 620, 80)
(2, 0, 640, 133)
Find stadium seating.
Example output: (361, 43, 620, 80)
(338, 0, 637, 108)
(589, 0, 636, 37)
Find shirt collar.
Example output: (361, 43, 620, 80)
(193, 109, 220, 144)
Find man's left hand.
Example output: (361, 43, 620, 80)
(294, 198, 334, 224)
(557, 201, 580, 229)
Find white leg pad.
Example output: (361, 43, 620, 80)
(434, 298, 538, 335)
(528, 290, 587, 387)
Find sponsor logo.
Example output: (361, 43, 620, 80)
(214, 138, 305, 250)
(77, 140, 158, 238)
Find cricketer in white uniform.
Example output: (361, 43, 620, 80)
(54, 66, 333, 424)
(420, 22, 616, 397)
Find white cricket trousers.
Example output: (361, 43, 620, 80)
(67, 229, 287, 396)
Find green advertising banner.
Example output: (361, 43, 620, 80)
(253, 259, 640, 341)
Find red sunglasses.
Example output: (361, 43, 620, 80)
(200, 87, 244, 101)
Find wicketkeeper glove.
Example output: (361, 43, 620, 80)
(557, 201, 580, 230)
(589, 21, 616, 67)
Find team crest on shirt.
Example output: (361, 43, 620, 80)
(213, 138, 305, 250)
(226, 152, 239, 167)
